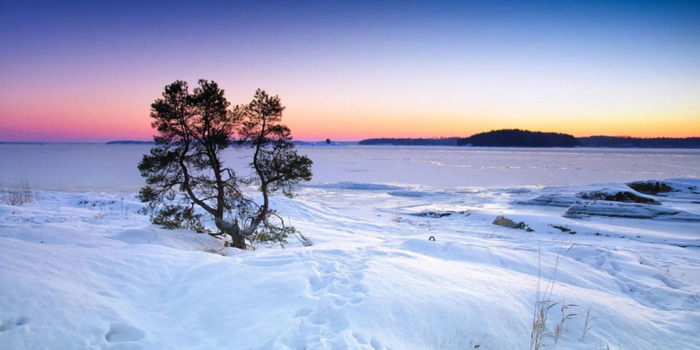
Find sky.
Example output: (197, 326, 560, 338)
(1, 0, 699, 142)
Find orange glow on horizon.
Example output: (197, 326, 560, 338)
(284, 111, 700, 141)
(2, 90, 698, 142)
(2, 111, 699, 142)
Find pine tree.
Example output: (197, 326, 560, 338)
(138, 80, 312, 249)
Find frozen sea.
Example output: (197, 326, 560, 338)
(1, 144, 699, 349)
(1, 144, 699, 190)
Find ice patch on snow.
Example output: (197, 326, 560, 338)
(388, 190, 452, 198)
(306, 181, 405, 191)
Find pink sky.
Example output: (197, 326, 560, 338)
(2, 1, 699, 142)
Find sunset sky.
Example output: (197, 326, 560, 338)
(1, 0, 699, 142)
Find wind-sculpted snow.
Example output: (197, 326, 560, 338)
(1, 145, 700, 349)
(1, 182, 699, 349)
(518, 193, 580, 207)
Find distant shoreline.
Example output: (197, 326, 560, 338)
(358, 129, 700, 148)
(3, 128, 700, 149)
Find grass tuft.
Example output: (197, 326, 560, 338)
(530, 243, 593, 349)
(1, 179, 36, 206)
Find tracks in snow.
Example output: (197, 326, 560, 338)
(277, 247, 386, 350)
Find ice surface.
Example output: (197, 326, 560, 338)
(2, 144, 699, 190)
(1, 144, 699, 349)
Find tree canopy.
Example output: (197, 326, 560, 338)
(138, 80, 312, 249)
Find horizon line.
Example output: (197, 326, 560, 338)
(3, 134, 700, 145)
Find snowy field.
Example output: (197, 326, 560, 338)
(1, 144, 699, 349)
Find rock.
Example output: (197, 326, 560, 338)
(492, 216, 534, 231)
(627, 179, 699, 196)
(550, 225, 576, 234)
(563, 201, 700, 221)
(627, 181, 674, 194)
(577, 190, 660, 205)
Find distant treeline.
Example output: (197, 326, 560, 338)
(358, 129, 700, 148)
(577, 136, 700, 148)
(457, 129, 578, 147)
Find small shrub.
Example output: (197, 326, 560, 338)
(2, 179, 35, 206)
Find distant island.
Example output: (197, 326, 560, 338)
(359, 129, 700, 148)
(457, 130, 578, 147)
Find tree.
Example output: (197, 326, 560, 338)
(138, 80, 312, 249)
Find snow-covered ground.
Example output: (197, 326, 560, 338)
(1, 145, 699, 349)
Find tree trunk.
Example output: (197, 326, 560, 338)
(228, 231, 247, 249)
(214, 217, 248, 249)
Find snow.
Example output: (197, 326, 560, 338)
(1, 144, 699, 349)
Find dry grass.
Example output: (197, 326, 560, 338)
(552, 302, 578, 345)
(201, 244, 229, 256)
(580, 308, 595, 342)
(1, 179, 36, 206)
(530, 243, 590, 350)
(195, 237, 229, 256)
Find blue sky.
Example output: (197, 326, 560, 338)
(1, 0, 699, 141)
